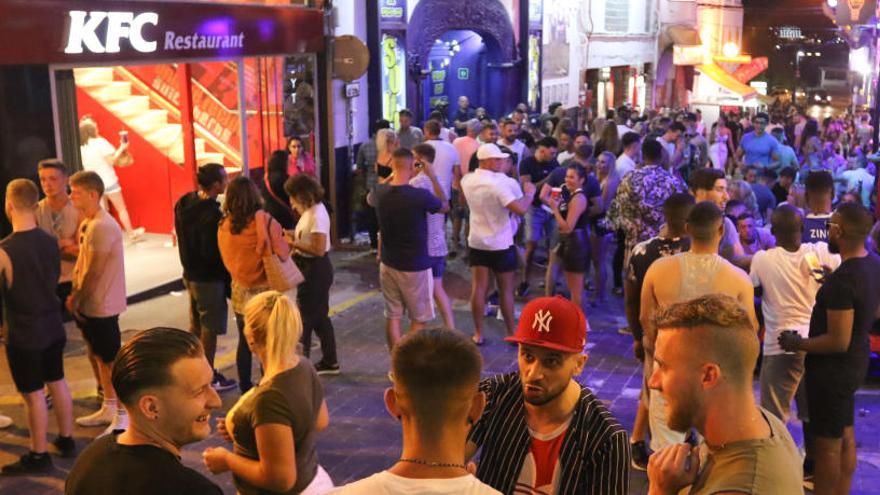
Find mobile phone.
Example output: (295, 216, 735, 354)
(119, 130, 129, 145)
(804, 252, 824, 282)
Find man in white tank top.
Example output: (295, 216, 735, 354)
(640, 201, 758, 451)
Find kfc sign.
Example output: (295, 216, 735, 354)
(65, 11, 159, 54)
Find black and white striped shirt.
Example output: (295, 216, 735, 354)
(468, 373, 631, 494)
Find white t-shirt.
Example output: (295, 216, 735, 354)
(80, 137, 120, 191)
(616, 153, 636, 178)
(749, 243, 840, 355)
(617, 124, 634, 138)
(839, 168, 875, 207)
(656, 136, 676, 160)
(426, 139, 459, 199)
(330, 471, 501, 495)
(461, 169, 521, 251)
(293, 203, 331, 257)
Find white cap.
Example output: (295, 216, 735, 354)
(476, 143, 510, 160)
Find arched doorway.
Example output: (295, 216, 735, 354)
(406, 0, 519, 121)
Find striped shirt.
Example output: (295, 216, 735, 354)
(468, 373, 630, 495)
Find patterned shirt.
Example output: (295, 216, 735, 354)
(409, 172, 449, 257)
(468, 373, 630, 495)
(607, 165, 687, 266)
(627, 236, 691, 341)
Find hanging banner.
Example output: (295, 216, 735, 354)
(0, 0, 323, 65)
(732, 57, 769, 84)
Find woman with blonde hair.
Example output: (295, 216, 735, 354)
(375, 128, 399, 180)
(593, 121, 621, 158)
(78, 116, 144, 241)
(727, 179, 761, 223)
(218, 176, 291, 393)
(589, 151, 619, 305)
(203, 291, 333, 494)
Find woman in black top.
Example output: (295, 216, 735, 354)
(549, 164, 590, 310)
(261, 151, 296, 229)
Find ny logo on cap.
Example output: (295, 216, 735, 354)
(532, 310, 553, 333)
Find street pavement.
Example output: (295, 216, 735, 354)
(1, 247, 879, 494)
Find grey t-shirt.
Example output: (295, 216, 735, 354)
(689, 408, 802, 494)
(230, 361, 324, 494)
(719, 216, 740, 263)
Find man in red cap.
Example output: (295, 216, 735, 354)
(465, 296, 630, 494)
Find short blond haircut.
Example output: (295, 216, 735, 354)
(654, 294, 758, 386)
(6, 179, 39, 211)
(243, 291, 303, 369)
(69, 170, 105, 197)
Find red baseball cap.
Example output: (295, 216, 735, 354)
(505, 296, 588, 353)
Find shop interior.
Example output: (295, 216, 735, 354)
(62, 56, 315, 297)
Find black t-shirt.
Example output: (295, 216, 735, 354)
(520, 156, 560, 206)
(771, 183, 788, 205)
(66, 433, 222, 495)
(368, 184, 442, 271)
(627, 236, 691, 340)
(546, 167, 602, 219)
(806, 253, 880, 387)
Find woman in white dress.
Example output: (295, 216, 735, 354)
(78, 116, 144, 240)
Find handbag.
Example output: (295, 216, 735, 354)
(117, 150, 134, 167)
(260, 216, 304, 291)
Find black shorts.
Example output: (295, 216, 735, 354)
(557, 229, 590, 273)
(468, 245, 517, 273)
(57, 282, 73, 323)
(78, 314, 121, 363)
(7, 339, 66, 393)
(805, 369, 856, 438)
(430, 256, 446, 278)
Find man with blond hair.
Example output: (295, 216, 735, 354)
(0, 179, 75, 474)
(647, 294, 802, 494)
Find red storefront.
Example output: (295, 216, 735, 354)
(0, 0, 324, 234)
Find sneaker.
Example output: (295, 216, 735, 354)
(1, 452, 52, 475)
(315, 362, 341, 376)
(75, 406, 115, 427)
(129, 227, 146, 240)
(515, 282, 530, 298)
(630, 441, 651, 471)
(0, 415, 12, 429)
(211, 372, 238, 393)
(52, 436, 76, 458)
(99, 411, 128, 437)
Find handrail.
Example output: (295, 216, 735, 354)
(113, 66, 244, 168)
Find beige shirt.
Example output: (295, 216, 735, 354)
(689, 408, 803, 494)
(36, 198, 80, 283)
(73, 208, 126, 317)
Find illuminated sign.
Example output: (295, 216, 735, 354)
(381, 34, 406, 128)
(379, 0, 407, 26)
(458, 67, 469, 80)
(65, 11, 159, 53)
(777, 26, 802, 40)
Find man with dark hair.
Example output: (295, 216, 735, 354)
(422, 119, 459, 208)
(368, 148, 447, 349)
(657, 121, 686, 169)
(66, 328, 223, 494)
(770, 127, 798, 172)
(780, 202, 880, 495)
(641, 202, 757, 452)
(68, 171, 128, 434)
(0, 179, 75, 474)
(333, 329, 499, 494)
(745, 165, 777, 221)
(397, 109, 423, 150)
(738, 111, 781, 169)
(466, 297, 630, 494)
(518, 136, 560, 297)
(803, 171, 835, 243)
(608, 139, 687, 269)
(689, 168, 747, 266)
(555, 128, 576, 164)
(174, 163, 235, 392)
(647, 294, 802, 494)
(616, 131, 641, 178)
(624, 192, 694, 469)
(497, 118, 527, 173)
(774, 167, 797, 205)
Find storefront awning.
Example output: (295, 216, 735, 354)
(697, 64, 757, 99)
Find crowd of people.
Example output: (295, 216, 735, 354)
(0, 97, 878, 495)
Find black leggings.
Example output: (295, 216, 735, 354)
(296, 255, 337, 365)
(235, 314, 253, 393)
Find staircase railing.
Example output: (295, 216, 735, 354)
(113, 66, 244, 168)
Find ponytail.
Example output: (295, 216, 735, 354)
(244, 291, 304, 369)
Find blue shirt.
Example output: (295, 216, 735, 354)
(741, 132, 780, 167)
(802, 213, 831, 244)
(772, 144, 798, 171)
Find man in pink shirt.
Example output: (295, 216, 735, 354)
(451, 119, 482, 247)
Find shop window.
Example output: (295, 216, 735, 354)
(605, 0, 629, 33)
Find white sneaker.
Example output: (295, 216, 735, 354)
(76, 406, 115, 427)
(99, 412, 128, 437)
(0, 415, 12, 429)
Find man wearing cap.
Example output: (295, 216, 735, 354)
(466, 296, 630, 494)
(460, 144, 535, 344)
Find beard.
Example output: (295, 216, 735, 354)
(665, 385, 702, 433)
(522, 381, 568, 407)
(828, 236, 840, 254)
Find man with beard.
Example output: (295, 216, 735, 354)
(779, 202, 880, 495)
(466, 296, 630, 494)
(66, 327, 223, 494)
(647, 294, 802, 494)
(640, 201, 757, 452)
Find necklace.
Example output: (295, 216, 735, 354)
(398, 458, 467, 470)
